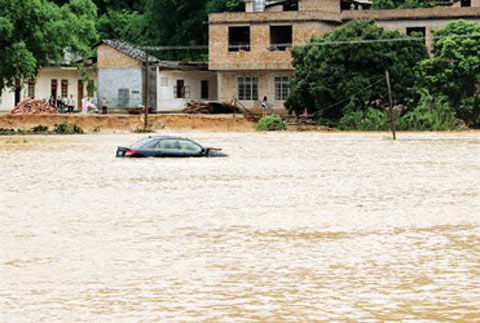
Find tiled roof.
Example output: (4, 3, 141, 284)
(97, 40, 208, 71)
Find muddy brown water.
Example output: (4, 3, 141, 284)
(1, 132, 480, 321)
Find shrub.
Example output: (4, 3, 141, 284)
(31, 125, 49, 133)
(399, 92, 457, 131)
(54, 123, 84, 134)
(337, 108, 393, 130)
(132, 127, 154, 133)
(255, 114, 286, 131)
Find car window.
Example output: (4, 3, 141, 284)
(155, 139, 181, 150)
(178, 140, 202, 152)
(130, 137, 154, 149)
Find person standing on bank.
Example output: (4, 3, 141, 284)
(67, 95, 75, 113)
(261, 96, 269, 116)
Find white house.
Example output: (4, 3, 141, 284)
(0, 66, 97, 112)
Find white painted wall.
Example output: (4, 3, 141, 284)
(156, 70, 217, 111)
(0, 67, 97, 112)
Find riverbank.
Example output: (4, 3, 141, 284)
(0, 113, 255, 132)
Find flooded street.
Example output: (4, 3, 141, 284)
(1, 132, 480, 321)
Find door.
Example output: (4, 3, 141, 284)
(153, 139, 185, 157)
(177, 139, 204, 157)
(77, 80, 83, 109)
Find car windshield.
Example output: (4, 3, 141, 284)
(130, 137, 154, 149)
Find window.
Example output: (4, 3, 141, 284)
(406, 27, 426, 44)
(461, 0, 471, 7)
(283, 0, 298, 11)
(229, 26, 250, 52)
(275, 76, 290, 101)
(174, 80, 191, 99)
(270, 26, 292, 51)
(238, 77, 259, 101)
(28, 81, 35, 99)
(201, 80, 209, 99)
(61, 79, 68, 97)
(87, 80, 95, 97)
(178, 140, 202, 152)
(51, 79, 58, 97)
(155, 139, 181, 150)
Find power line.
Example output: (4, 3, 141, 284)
(139, 32, 480, 51)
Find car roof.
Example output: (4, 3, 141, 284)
(146, 135, 191, 140)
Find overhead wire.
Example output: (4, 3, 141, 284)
(139, 32, 480, 51)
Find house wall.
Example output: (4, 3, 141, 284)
(97, 44, 143, 68)
(0, 67, 96, 112)
(157, 70, 218, 111)
(209, 21, 334, 71)
(299, 0, 340, 12)
(97, 67, 144, 109)
(217, 70, 294, 111)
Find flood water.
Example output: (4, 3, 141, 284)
(1, 132, 480, 321)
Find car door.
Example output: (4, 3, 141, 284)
(177, 139, 204, 157)
(153, 139, 184, 157)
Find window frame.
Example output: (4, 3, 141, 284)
(228, 26, 251, 52)
(274, 76, 291, 101)
(237, 76, 259, 101)
(269, 25, 293, 52)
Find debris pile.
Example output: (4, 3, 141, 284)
(126, 107, 155, 115)
(11, 99, 57, 115)
(183, 101, 243, 114)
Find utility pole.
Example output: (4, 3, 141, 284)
(144, 48, 150, 131)
(385, 69, 397, 141)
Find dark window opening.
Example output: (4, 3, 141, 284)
(283, 0, 299, 11)
(174, 80, 191, 99)
(51, 79, 58, 98)
(28, 81, 35, 99)
(176, 80, 185, 98)
(201, 80, 209, 99)
(461, 0, 471, 6)
(229, 26, 250, 52)
(406, 27, 426, 44)
(270, 25, 293, 51)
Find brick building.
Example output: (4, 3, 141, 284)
(209, 0, 480, 111)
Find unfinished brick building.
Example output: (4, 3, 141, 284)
(209, 0, 480, 111)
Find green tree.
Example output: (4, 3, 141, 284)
(142, 0, 243, 60)
(0, 0, 98, 99)
(372, 0, 434, 9)
(415, 20, 480, 126)
(285, 19, 428, 122)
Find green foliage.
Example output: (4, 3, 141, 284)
(399, 91, 457, 131)
(285, 19, 428, 122)
(0, 124, 84, 135)
(31, 125, 49, 133)
(0, 0, 98, 89)
(337, 108, 392, 131)
(132, 127, 154, 133)
(54, 123, 84, 134)
(255, 114, 286, 131)
(337, 92, 458, 131)
(372, 0, 434, 9)
(415, 20, 480, 127)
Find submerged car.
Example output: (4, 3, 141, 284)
(116, 136, 228, 158)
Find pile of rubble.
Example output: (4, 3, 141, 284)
(11, 99, 57, 115)
(183, 101, 243, 114)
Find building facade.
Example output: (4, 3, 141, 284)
(0, 67, 97, 112)
(96, 40, 217, 112)
(209, 0, 480, 111)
